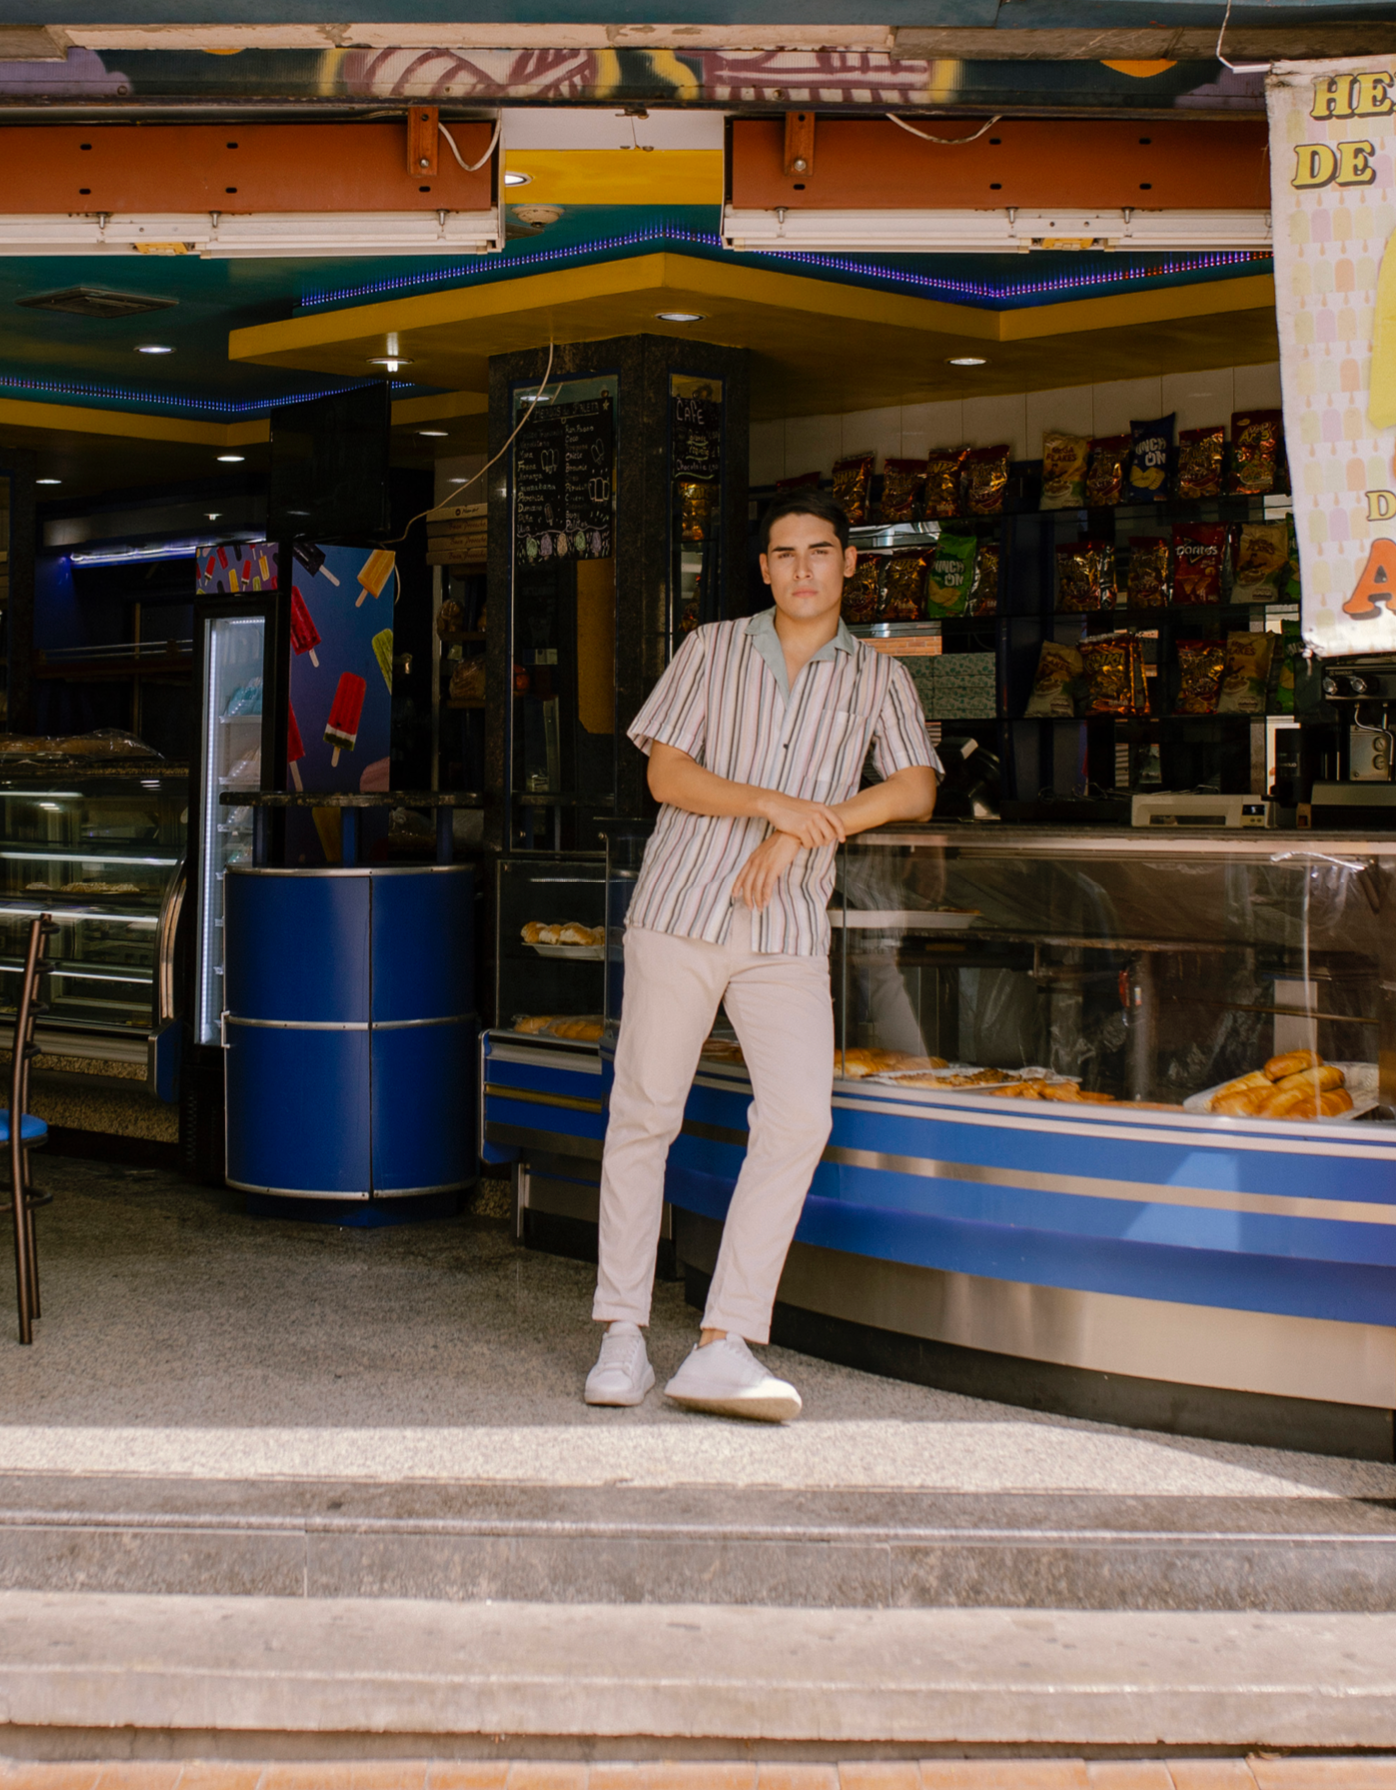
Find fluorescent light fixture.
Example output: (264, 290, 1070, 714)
(69, 541, 203, 566)
(503, 171, 532, 187)
(418, 428, 449, 437)
(947, 356, 987, 366)
(369, 356, 413, 371)
(36, 476, 60, 484)
(656, 311, 706, 322)
(136, 344, 174, 354)
(0, 211, 505, 258)
(217, 453, 244, 463)
(721, 206, 1274, 254)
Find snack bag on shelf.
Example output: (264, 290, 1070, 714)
(1128, 413, 1175, 501)
(1056, 540, 1117, 611)
(925, 533, 978, 616)
(1271, 620, 1304, 715)
(1024, 641, 1083, 717)
(1230, 409, 1285, 495)
(924, 448, 967, 518)
(968, 540, 1000, 616)
(877, 458, 928, 523)
(1176, 425, 1226, 500)
(1174, 638, 1226, 713)
(1040, 431, 1090, 510)
(840, 555, 882, 624)
(832, 452, 875, 526)
(1085, 435, 1131, 506)
(1233, 521, 1290, 603)
(1081, 632, 1146, 715)
(1215, 631, 1275, 714)
(880, 552, 931, 620)
(963, 445, 1011, 516)
(1172, 522, 1229, 603)
(1126, 537, 1171, 608)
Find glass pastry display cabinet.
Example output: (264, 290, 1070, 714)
(0, 769, 187, 1092)
(485, 823, 1396, 1459)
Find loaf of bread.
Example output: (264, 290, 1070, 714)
(1271, 1063, 1344, 1096)
(1209, 1069, 1271, 1106)
(512, 1014, 556, 1035)
(549, 1017, 604, 1042)
(1263, 1049, 1322, 1082)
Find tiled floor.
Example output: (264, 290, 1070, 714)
(2, 1762, 1394, 1790)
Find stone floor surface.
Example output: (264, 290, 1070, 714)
(2, 1758, 1395, 1789)
(1, 1159, 1393, 1500)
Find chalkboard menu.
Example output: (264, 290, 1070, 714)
(671, 383, 723, 482)
(514, 388, 614, 568)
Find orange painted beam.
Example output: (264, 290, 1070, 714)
(730, 118, 1272, 211)
(0, 121, 495, 213)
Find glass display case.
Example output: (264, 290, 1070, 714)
(833, 826, 1392, 1121)
(494, 853, 607, 1039)
(0, 770, 186, 1072)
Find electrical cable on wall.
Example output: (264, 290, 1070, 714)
(885, 113, 1003, 145)
(439, 118, 501, 173)
(382, 334, 556, 546)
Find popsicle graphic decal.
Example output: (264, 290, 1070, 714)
(324, 672, 366, 766)
(356, 548, 396, 608)
(290, 585, 320, 668)
(371, 628, 393, 693)
(287, 700, 305, 790)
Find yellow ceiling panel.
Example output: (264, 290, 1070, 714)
(229, 253, 1278, 421)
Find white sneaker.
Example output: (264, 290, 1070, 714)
(585, 1321, 655, 1407)
(663, 1334, 802, 1423)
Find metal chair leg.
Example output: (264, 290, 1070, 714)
(10, 1127, 31, 1346)
(23, 1186, 39, 1321)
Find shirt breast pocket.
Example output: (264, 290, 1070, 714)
(808, 707, 875, 797)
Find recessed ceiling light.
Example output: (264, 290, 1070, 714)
(216, 453, 244, 463)
(369, 356, 413, 371)
(449, 476, 469, 483)
(418, 428, 449, 437)
(656, 311, 706, 323)
(136, 344, 174, 354)
(947, 356, 987, 366)
(503, 171, 531, 187)
(36, 477, 60, 485)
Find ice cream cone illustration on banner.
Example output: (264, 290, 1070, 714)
(289, 585, 320, 668)
(371, 628, 393, 693)
(324, 673, 366, 767)
(356, 549, 396, 608)
(287, 700, 306, 790)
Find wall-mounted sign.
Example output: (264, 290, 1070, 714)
(513, 384, 614, 567)
(1270, 57, 1396, 655)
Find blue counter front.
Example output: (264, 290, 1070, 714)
(482, 1032, 1396, 1457)
(226, 866, 477, 1205)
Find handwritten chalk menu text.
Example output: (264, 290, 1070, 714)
(671, 386, 722, 482)
(514, 389, 614, 567)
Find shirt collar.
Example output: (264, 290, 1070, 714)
(746, 606, 855, 655)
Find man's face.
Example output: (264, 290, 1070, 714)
(760, 511, 858, 627)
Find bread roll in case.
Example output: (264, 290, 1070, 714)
(1264, 1049, 1321, 1081)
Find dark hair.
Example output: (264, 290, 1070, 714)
(759, 486, 850, 555)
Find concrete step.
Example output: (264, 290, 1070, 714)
(3, 1475, 1396, 1611)
(2, 1591, 1396, 1756)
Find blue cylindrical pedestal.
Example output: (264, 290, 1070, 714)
(223, 865, 476, 1210)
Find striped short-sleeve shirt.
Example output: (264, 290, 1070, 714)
(625, 609, 941, 957)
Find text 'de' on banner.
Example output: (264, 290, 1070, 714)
(1270, 57, 1396, 655)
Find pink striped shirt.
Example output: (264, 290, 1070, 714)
(626, 611, 940, 957)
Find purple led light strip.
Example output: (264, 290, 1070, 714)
(0, 373, 411, 418)
(299, 227, 1270, 311)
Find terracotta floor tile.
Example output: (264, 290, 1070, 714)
(590, 1772, 756, 1790)
(838, 1766, 922, 1790)
(0, 1770, 103, 1790)
(755, 1769, 840, 1790)
(1168, 1766, 1258, 1790)
(1088, 1767, 1175, 1790)
(919, 1769, 1090, 1790)
(261, 1769, 356, 1790)
(171, 1768, 266, 1790)
(502, 1769, 589, 1790)
(424, 1769, 510, 1790)
(344, 1769, 429, 1790)
(92, 1771, 182, 1790)
(1249, 1764, 1396, 1790)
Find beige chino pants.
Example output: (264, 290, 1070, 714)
(593, 919, 834, 1344)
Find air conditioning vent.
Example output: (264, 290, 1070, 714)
(16, 286, 177, 319)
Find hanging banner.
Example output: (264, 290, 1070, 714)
(1269, 56, 1396, 655)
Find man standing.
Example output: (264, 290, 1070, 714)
(585, 488, 940, 1421)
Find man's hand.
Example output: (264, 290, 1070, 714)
(756, 790, 847, 849)
(732, 831, 802, 911)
